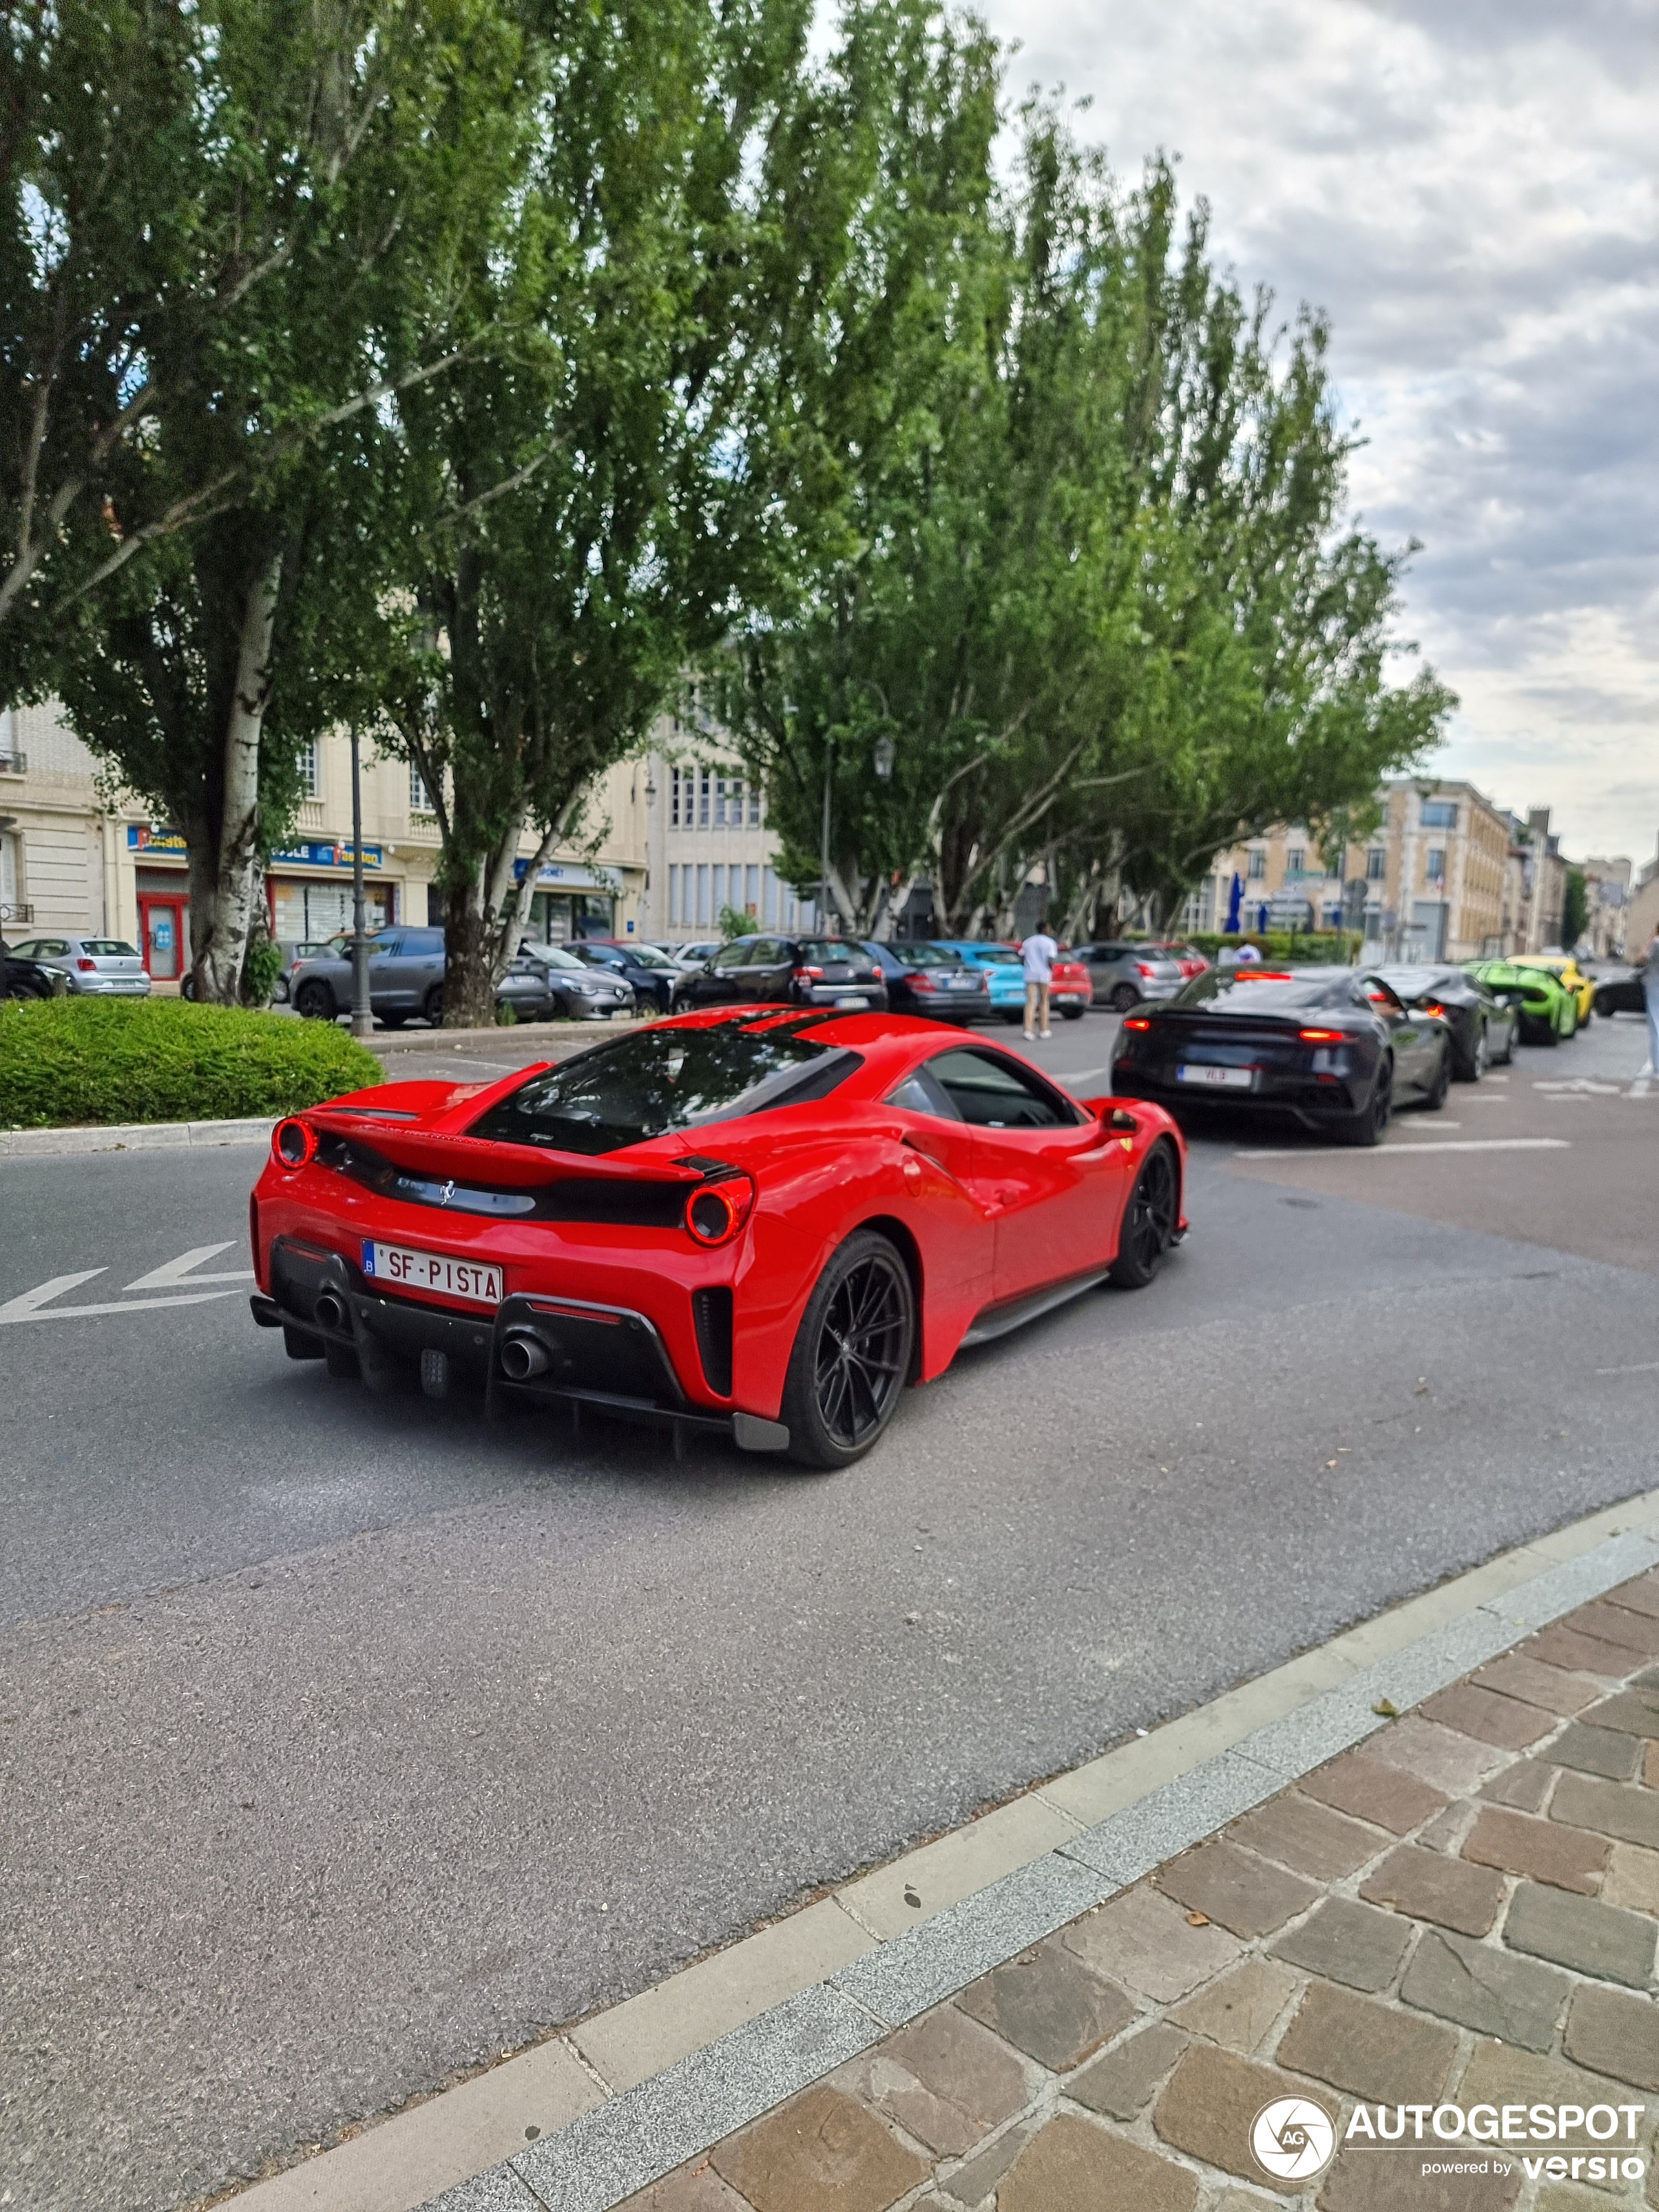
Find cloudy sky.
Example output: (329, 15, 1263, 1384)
(980, 0, 1658, 866)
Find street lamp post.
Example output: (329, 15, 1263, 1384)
(349, 727, 372, 1038)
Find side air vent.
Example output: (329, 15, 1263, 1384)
(692, 1286, 734, 1397)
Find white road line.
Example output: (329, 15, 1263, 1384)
(123, 1241, 255, 1292)
(0, 1269, 106, 1319)
(1232, 1138, 1573, 1159)
(0, 1290, 236, 1324)
(1594, 1361, 1659, 1377)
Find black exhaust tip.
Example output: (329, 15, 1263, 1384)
(500, 1332, 549, 1381)
(314, 1290, 347, 1332)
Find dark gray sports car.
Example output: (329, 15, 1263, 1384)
(1376, 965, 1518, 1081)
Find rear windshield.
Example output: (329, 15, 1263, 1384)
(82, 940, 139, 957)
(962, 945, 1021, 966)
(888, 942, 959, 968)
(797, 940, 872, 967)
(1176, 970, 1348, 1011)
(468, 1023, 860, 1155)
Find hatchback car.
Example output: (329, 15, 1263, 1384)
(928, 941, 1028, 1020)
(1074, 942, 1185, 1012)
(673, 935, 888, 1013)
(10, 933, 151, 995)
(860, 940, 990, 1021)
(568, 938, 682, 1014)
(2, 938, 69, 999)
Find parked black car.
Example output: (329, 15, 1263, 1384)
(673, 935, 889, 1014)
(860, 940, 990, 1022)
(289, 928, 562, 1025)
(1376, 964, 1517, 1081)
(1, 937, 67, 1000)
(566, 937, 682, 1014)
(1594, 966, 1647, 1019)
(1110, 964, 1452, 1146)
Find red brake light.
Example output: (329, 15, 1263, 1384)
(1135, 962, 1156, 978)
(684, 1172, 756, 1247)
(793, 965, 823, 980)
(1123, 1015, 1152, 1031)
(1424, 1002, 1447, 1019)
(1239, 970, 1294, 982)
(272, 1117, 317, 1169)
(76, 957, 97, 970)
(910, 973, 937, 989)
(1299, 1028, 1344, 1042)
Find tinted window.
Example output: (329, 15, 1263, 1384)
(83, 939, 140, 957)
(969, 946, 1022, 966)
(1176, 970, 1347, 1010)
(533, 943, 587, 970)
(399, 929, 445, 954)
(749, 939, 787, 964)
(926, 1050, 1080, 1130)
(797, 939, 869, 968)
(711, 941, 750, 970)
(577, 945, 626, 969)
(468, 1024, 860, 1156)
(626, 944, 675, 969)
(892, 943, 959, 969)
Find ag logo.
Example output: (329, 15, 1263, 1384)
(1251, 2097, 1336, 2180)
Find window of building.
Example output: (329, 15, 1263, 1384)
(1421, 800, 1458, 829)
(1247, 850, 1267, 880)
(296, 741, 320, 799)
(698, 770, 711, 829)
(749, 783, 762, 827)
(1426, 848, 1446, 883)
(1287, 847, 1306, 877)
(409, 763, 432, 812)
(1366, 848, 1386, 882)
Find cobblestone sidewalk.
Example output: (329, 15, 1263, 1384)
(621, 1571, 1659, 2212)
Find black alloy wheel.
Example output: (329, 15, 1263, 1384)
(1110, 982, 1139, 1013)
(782, 1230, 915, 1469)
(1425, 1043, 1451, 1112)
(294, 980, 334, 1021)
(1109, 1142, 1179, 1289)
(423, 984, 445, 1025)
(1338, 1059, 1392, 1147)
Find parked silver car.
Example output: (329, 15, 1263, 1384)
(8, 933, 151, 995)
(1072, 940, 1185, 1012)
(289, 927, 568, 1026)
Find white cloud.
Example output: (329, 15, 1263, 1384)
(983, 0, 1659, 861)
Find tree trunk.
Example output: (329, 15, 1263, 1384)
(189, 553, 283, 1004)
(441, 875, 498, 1027)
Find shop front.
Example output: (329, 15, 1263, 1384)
(267, 839, 395, 946)
(129, 828, 193, 980)
(517, 859, 622, 942)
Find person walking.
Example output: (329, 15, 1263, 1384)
(1020, 924, 1057, 1040)
(1643, 928, 1659, 1077)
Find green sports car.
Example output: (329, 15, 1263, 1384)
(1465, 959, 1577, 1046)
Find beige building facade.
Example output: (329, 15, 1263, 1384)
(0, 702, 649, 979)
(638, 724, 819, 944)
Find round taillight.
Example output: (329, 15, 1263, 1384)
(684, 1174, 754, 1247)
(272, 1117, 317, 1169)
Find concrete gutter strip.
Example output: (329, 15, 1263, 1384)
(0, 1117, 278, 1157)
(221, 1484, 1659, 2212)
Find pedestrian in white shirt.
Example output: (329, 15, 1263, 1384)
(1020, 929, 1057, 1039)
(1642, 928, 1659, 1076)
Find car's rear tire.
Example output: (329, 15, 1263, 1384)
(1061, 1005, 1084, 1021)
(423, 985, 444, 1025)
(1424, 1044, 1451, 1112)
(1000, 1008, 1022, 1025)
(1336, 1061, 1392, 1147)
(1110, 982, 1139, 1013)
(295, 980, 334, 1021)
(781, 1230, 915, 1470)
(1109, 1142, 1179, 1289)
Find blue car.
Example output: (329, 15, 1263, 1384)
(929, 940, 1029, 1024)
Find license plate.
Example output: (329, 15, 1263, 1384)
(362, 1240, 502, 1304)
(837, 994, 865, 1007)
(1176, 1064, 1253, 1089)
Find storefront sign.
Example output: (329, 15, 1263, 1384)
(127, 825, 189, 855)
(512, 859, 620, 891)
(270, 840, 384, 871)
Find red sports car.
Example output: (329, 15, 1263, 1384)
(249, 1008, 1187, 1467)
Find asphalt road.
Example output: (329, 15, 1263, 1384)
(2, 1003, 1656, 2211)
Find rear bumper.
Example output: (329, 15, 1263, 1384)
(67, 976, 152, 994)
(253, 1238, 788, 1451)
(1112, 1065, 1366, 1129)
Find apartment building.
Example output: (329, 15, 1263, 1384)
(1578, 855, 1631, 958)
(639, 726, 819, 942)
(0, 701, 649, 978)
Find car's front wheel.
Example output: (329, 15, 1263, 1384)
(1109, 1142, 1179, 1289)
(781, 1230, 915, 1469)
(294, 980, 334, 1021)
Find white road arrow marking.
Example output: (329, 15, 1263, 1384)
(0, 1262, 241, 1326)
(0, 1270, 106, 1318)
(123, 1241, 254, 1292)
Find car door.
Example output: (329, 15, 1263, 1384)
(690, 939, 750, 1006)
(746, 938, 790, 1002)
(1357, 974, 1431, 1094)
(880, 1061, 996, 1314)
(925, 1047, 1131, 1300)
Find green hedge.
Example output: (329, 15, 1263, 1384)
(1183, 930, 1361, 963)
(0, 998, 382, 1128)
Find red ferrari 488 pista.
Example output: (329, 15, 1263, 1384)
(250, 1007, 1187, 1467)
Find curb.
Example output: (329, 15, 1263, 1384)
(0, 1117, 278, 1158)
(224, 1484, 1659, 2212)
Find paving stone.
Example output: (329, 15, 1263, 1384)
(1565, 1601, 1659, 1656)
(1167, 1958, 1300, 2051)
(1270, 1899, 1413, 1992)
(1400, 1928, 1570, 2051)
(1553, 1770, 1659, 1851)
(1648, 1739, 1659, 1789)
(1455, 2038, 1650, 2157)
(1421, 1682, 1556, 1750)
(1523, 1626, 1640, 1678)
(832, 2004, 1033, 2158)
(1605, 1842, 1659, 1914)
(1470, 1654, 1605, 1716)
(1364, 1716, 1509, 1793)
(955, 1936, 1136, 2072)
(1580, 1685, 1659, 1738)
(1153, 2043, 1332, 2193)
(709, 2083, 929, 2212)
(1275, 1979, 1455, 2104)
(1358, 1842, 1506, 1936)
(1067, 2021, 1189, 2120)
(1227, 1794, 1385, 1880)
(1316, 2143, 1522, 2211)
(1479, 1759, 1556, 1812)
(1504, 1880, 1658, 1987)
(617, 2164, 752, 2211)
(1415, 1803, 1475, 1854)
(997, 2113, 1199, 2212)
(1536, 2188, 1624, 2212)
(1298, 1754, 1449, 1836)
(1605, 1574, 1659, 1620)
(1564, 1983, 1659, 2091)
(933, 2118, 1036, 2208)
(1551, 1723, 1641, 1781)
(1155, 1840, 1320, 1939)
(1461, 1804, 1609, 1895)
(1062, 1885, 1244, 2004)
